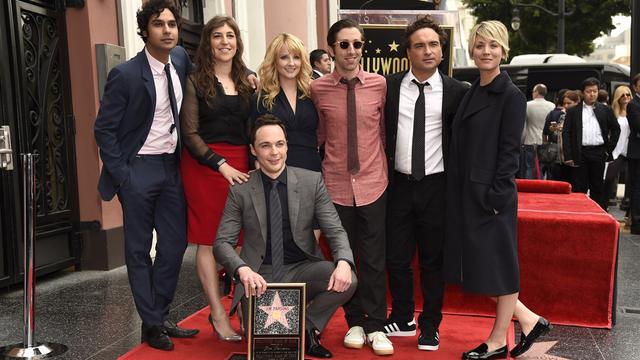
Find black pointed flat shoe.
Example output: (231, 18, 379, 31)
(462, 343, 507, 359)
(510, 316, 552, 357)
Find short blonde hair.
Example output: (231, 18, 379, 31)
(468, 20, 510, 60)
(258, 33, 313, 111)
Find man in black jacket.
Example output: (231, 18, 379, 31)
(562, 77, 620, 209)
(626, 73, 640, 233)
(383, 15, 467, 351)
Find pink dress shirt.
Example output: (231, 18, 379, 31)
(310, 69, 387, 206)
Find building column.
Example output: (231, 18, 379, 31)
(66, 1, 125, 270)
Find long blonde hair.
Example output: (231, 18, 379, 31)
(257, 33, 312, 111)
(612, 85, 631, 118)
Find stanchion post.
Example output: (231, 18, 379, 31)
(0, 153, 68, 358)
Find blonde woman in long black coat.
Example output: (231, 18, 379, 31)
(444, 21, 552, 360)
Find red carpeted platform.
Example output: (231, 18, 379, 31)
(442, 180, 619, 329)
(119, 298, 515, 360)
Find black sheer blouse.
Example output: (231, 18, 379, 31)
(180, 75, 252, 169)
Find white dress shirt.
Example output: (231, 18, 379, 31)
(581, 103, 604, 146)
(138, 48, 182, 155)
(395, 70, 444, 176)
(612, 116, 629, 159)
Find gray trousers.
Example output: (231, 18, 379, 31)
(238, 260, 357, 333)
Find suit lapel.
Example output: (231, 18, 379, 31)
(138, 50, 156, 118)
(287, 169, 300, 236)
(249, 175, 268, 244)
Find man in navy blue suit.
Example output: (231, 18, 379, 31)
(94, 0, 198, 351)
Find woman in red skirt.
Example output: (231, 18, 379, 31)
(180, 16, 253, 341)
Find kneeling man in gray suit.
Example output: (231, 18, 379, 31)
(213, 114, 357, 358)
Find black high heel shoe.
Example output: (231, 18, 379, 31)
(462, 343, 507, 359)
(208, 314, 242, 342)
(510, 317, 552, 357)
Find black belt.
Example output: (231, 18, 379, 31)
(135, 153, 177, 161)
(394, 170, 444, 182)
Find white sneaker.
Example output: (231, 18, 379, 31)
(343, 326, 365, 349)
(367, 331, 394, 356)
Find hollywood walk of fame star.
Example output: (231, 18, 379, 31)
(388, 41, 399, 52)
(517, 341, 569, 360)
(259, 291, 295, 329)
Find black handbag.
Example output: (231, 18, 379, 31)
(537, 143, 560, 164)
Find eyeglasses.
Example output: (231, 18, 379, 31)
(622, 93, 632, 97)
(335, 41, 364, 50)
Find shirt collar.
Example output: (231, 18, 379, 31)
(330, 66, 366, 86)
(407, 69, 442, 89)
(583, 102, 596, 110)
(145, 47, 172, 76)
(260, 167, 288, 187)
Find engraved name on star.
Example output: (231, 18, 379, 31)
(259, 291, 295, 329)
(388, 41, 399, 52)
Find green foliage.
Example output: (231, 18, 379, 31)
(461, 0, 630, 57)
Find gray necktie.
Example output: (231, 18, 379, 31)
(269, 180, 285, 282)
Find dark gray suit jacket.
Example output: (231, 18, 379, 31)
(213, 166, 354, 300)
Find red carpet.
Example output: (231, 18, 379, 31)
(120, 298, 515, 359)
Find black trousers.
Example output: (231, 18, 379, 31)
(386, 172, 445, 332)
(604, 156, 627, 208)
(335, 193, 387, 334)
(117, 154, 187, 326)
(571, 145, 607, 209)
(629, 158, 640, 232)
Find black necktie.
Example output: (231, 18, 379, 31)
(411, 79, 428, 181)
(269, 180, 285, 282)
(341, 77, 360, 174)
(164, 63, 179, 146)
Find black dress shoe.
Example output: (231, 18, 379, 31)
(510, 317, 552, 357)
(462, 343, 507, 359)
(142, 324, 174, 351)
(163, 320, 199, 338)
(305, 328, 332, 358)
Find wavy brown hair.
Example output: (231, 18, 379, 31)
(257, 33, 312, 111)
(192, 16, 252, 99)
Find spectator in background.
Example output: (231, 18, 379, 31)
(598, 89, 610, 106)
(563, 77, 620, 209)
(521, 84, 555, 179)
(626, 74, 640, 234)
(541, 90, 580, 181)
(310, 49, 332, 79)
(603, 85, 632, 211)
(539, 89, 568, 179)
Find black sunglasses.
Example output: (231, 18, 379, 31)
(336, 41, 364, 50)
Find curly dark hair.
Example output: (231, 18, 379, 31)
(191, 16, 252, 100)
(403, 15, 448, 53)
(136, 0, 180, 43)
